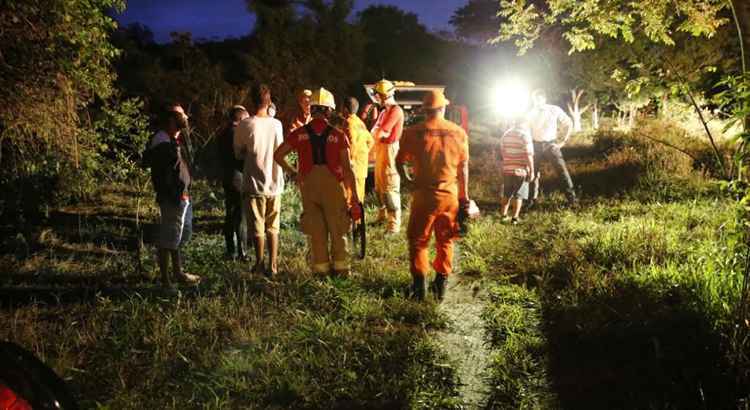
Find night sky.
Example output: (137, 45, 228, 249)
(116, 0, 465, 43)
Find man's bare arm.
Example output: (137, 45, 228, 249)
(558, 112, 574, 147)
(273, 142, 297, 176)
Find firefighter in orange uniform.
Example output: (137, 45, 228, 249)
(397, 89, 470, 301)
(274, 88, 362, 277)
(371, 79, 404, 234)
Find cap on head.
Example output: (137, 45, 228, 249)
(374, 79, 395, 98)
(310, 87, 336, 110)
(298, 89, 313, 99)
(422, 89, 450, 110)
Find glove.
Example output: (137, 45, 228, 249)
(350, 202, 363, 222)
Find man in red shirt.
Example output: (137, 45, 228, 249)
(371, 79, 404, 234)
(274, 88, 362, 277)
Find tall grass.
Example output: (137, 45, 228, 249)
(477, 123, 748, 409)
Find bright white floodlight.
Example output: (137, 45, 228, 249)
(492, 79, 530, 118)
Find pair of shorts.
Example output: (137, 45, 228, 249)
(501, 175, 530, 200)
(158, 199, 192, 250)
(245, 195, 281, 236)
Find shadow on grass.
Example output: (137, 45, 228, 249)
(541, 281, 746, 410)
(0, 285, 189, 307)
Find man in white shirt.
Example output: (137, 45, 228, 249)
(234, 84, 285, 277)
(526, 89, 577, 206)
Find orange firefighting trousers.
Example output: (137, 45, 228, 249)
(406, 190, 459, 278)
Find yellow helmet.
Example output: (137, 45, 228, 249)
(310, 87, 336, 110)
(373, 79, 396, 98)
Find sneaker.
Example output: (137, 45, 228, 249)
(501, 215, 512, 223)
(176, 272, 201, 284)
(511, 217, 520, 225)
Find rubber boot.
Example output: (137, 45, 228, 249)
(410, 276, 427, 301)
(431, 273, 448, 302)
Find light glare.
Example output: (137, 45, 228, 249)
(492, 80, 530, 118)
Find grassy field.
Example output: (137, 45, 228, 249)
(1, 120, 749, 409)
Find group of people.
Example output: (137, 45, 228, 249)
(499, 89, 577, 224)
(142, 81, 577, 301)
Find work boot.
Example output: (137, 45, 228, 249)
(410, 277, 427, 301)
(431, 273, 448, 302)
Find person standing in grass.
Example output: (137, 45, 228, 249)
(341, 97, 374, 204)
(219, 105, 249, 260)
(371, 79, 404, 234)
(397, 90, 470, 301)
(526, 89, 577, 206)
(234, 85, 285, 277)
(499, 119, 534, 224)
(143, 103, 200, 286)
(274, 87, 362, 277)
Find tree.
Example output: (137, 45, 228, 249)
(450, 0, 500, 42)
(0, 0, 124, 225)
(245, 0, 365, 111)
(0, 0, 123, 162)
(497, 0, 730, 55)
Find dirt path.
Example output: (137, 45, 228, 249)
(435, 276, 492, 408)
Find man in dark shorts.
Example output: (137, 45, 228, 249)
(500, 120, 534, 224)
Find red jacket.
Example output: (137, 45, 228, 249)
(286, 118, 350, 181)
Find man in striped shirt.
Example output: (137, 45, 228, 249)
(499, 120, 534, 224)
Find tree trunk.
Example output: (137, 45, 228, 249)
(732, 0, 750, 73)
(592, 100, 599, 130)
(566, 89, 590, 132)
(628, 106, 637, 130)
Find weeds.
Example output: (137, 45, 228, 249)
(1, 122, 749, 408)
